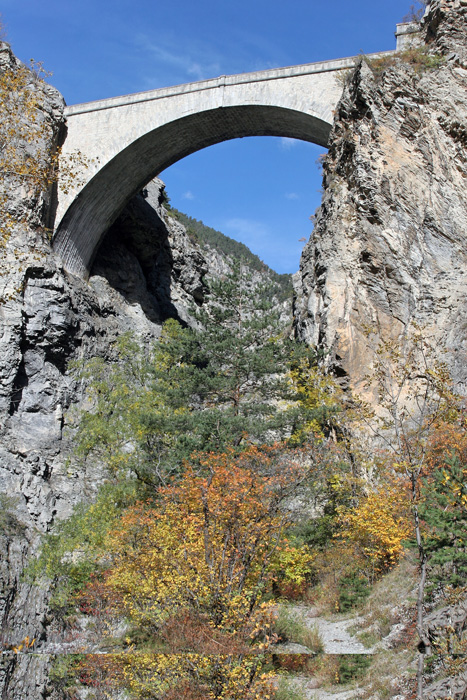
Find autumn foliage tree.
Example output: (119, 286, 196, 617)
(68, 445, 315, 698)
(73, 652, 276, 700)
(336, 478, 412, 579)
(88, 446, 312, 651)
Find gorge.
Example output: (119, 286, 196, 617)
(1, 0, 467, 697)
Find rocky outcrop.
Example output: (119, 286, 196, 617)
(91, 179, 208, 328)
(0, 40, 290, 696)
(0, 42, 215, 697)
(2, 3, 467, 695)
(294, 0, 467, 396)
(293, 3, 467, 696)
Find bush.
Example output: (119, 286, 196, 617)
(274, 677, 307, 700)
(365, 47, 444, 78)
(338, 572, 370, 612)
(337, 654, 372, 684)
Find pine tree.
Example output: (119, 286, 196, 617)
(74, 262, 308, 485)
(178, 261, 294, 451)
(420, 429, 467, 590)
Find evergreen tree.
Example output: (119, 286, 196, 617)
(176, 261, 294, 450)
(420, 449, 467, 590)
(74, 263, 311, 485)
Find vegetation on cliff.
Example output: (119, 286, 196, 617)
(167, 205, 293, 301)
(4, 4, 467, 698)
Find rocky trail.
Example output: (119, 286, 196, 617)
(303, 606, 372, 655)
(274, 605, 373, 700)
(275, 604, 373, 655)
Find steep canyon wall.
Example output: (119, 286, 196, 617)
(294, 0, 467, 400)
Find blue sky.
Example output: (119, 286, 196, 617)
(3, 0, 418, 273)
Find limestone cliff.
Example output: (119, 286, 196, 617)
(293, 2, 467, 696)
(294, 0, 467, 398)
(0, 45, 210, 695)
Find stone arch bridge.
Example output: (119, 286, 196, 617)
(53, 24, 415, 278)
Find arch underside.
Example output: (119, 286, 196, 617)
(53, 104, 332, 277)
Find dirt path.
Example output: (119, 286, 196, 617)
(274, 605, 372, 699)
(275, 604, 373, 655)
(304, 606, 373, 655)
(284, 676, 361, 700)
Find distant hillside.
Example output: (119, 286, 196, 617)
(167, 206, 293, 301)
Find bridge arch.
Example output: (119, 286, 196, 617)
(53, 104, 332, 277)
(54, 48, 405, 277)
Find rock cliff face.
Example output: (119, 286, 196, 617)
(0, 41, 289, 695)
(0, 43, 213, 692)
(294, 0, 467, 396)
(292, 3, 467, 696)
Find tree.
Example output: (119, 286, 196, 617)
(72, 652, 275, 700)
(182, 261, 297, 450)
(72, 326, 193, 486)
(0, 48, 54, 249)
(96, 446, 311, 645)
(336, 477, 412, 579)
(359, 325, 458, 699)
(287, 353, 345, 442)
(402, 1, 427, 23)
(73, 264, 314, 485)
(420, 418, 467, 591)
(65, 445, 313, 699)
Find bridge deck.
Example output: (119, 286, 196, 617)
(65, 50, 395, 117)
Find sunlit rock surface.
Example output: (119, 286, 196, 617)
(294, 0, 467, 398)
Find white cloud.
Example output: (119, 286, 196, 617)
(182, 190, 195, 200)
(279, 137, 299, 150)
(285, 192, 299, 200)
(221, 217, 303, 273)
(136, 34, 221, 85)
(223, 218, 269, 243)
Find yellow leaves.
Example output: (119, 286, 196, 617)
(288, 356, 344, 441)
(336, 479, 412, 574)
(92, 653, 275, 700)
(8, 635, 36, 654)
(84, 446, 308, 661)
(272, 544, 316, 586)
(0, 51, 92, 277)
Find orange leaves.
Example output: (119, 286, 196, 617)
(2, 635, 36, 654)
(95, 445, 309, 651)
(75, 653, 275, 700)
(70, 447, 304, 697)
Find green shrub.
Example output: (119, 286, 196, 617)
(338, 572, 370, 612)
(0, 495, 25, 537)
(365, 47, 444, 78)
(338, 654, 372, 684)
(274, 677, 307, 700)
(48, 655, 83, 698)
(274, 606, 324, 652)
